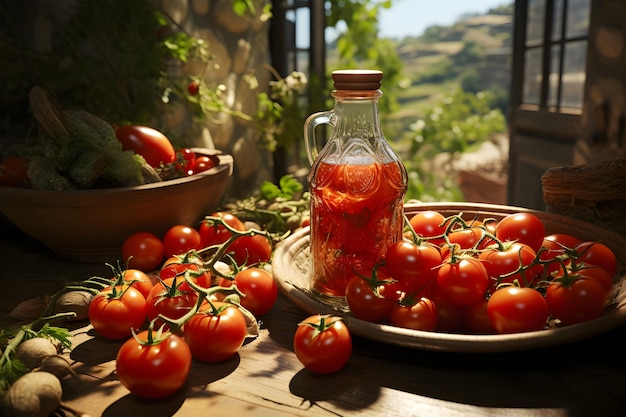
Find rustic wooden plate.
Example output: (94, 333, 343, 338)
(271, 202, 626, 353)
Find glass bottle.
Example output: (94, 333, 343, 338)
(304, 70, 408, 297)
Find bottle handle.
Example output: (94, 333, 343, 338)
(304, 110, 333, 165)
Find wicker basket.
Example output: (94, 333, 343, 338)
(541, 158, 626, 238)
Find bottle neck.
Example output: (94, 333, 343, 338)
(331, 89, 383, 141)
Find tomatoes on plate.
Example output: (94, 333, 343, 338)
(447, 227, 483, 250)
(294, 315, 352, 374)
(116, 330, 191, 399)
(545, 274, 607, 325)
(464, 297, 496, 334)
(388, 297, 438, 331)
(539, 233, 582, 275)
(495, 212, 546, 253)
(163, 225, 202, 258)
(487, 286, 549, 334)
(88, 285, 147, 340)
(573, 241, 617, 277)
(478, 241, 539, 288)
(115, 125, 176, 168)
(436, 257, 489, 306)
(385, 240, 441, 294)
(184, 302, 248, 362)
(409, 210, 447, 245)
(344, 269, 396, 323)
(430, 289, 465, 333)
(121, 231, 165, 272)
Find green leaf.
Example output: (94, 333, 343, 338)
(278, 175, 303, 198)
(36, 324, 73, 350)
(258, 175, 302, 200)
(259, 181, 283, 200)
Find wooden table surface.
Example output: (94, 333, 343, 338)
(2, 215, 626, 417)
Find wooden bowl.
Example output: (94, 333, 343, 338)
(0, 149, 233, 263)
(272, 202, 626, 352)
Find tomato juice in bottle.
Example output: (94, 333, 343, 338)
(305, 70, 408, 297)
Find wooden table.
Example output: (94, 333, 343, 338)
(2, 215, 626, 417)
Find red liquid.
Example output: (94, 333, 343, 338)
(309, 160, 406, 296)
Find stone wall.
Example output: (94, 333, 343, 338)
(157, 0, 273, 198)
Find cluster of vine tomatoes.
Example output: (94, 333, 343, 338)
(120, 212, 272, 272)
(344, 210, 618, 335)
(87, 213, 280, 398)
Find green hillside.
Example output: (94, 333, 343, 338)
(390, 9, 513, 125)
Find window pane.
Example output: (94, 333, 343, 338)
(526, 0, 546, 46)
(523, 48, 543, 105)
(551, 0, 563, 41)
(567, 0, 591, 38)
(295, 8, 310, 49)
(548, 45, 561, 107)
(561, 40, 587, 108)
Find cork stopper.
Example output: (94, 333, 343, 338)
(332, 70, 383, 90)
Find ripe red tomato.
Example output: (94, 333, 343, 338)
(0, 156, 29, 187)
(115, 125, 176, 168)
(464, 297, 496, 334)
(193, 155, 216, 173)
(575, 264, 614, 293)
(116, 330, 191, 399)
(160, 255, 212, 289)
(574, 241, 617, 277)
(478, 241, 539, 288)
(199, 212, 245, 248)
(163, 225, 202, 258)
(385, 240, 442, 293)
(187, 80, 200, 96)
(227, 234, 272, 266)
(294, 315, 352, 374)
(447, 227, 483, 250)
(430, 289, 465, 332)
(545, 275, 607, 325)
(495, 212, 546, 253)
(175, 148, 196, 175)
(88, 285, 147, 340)
(409, 210, 447, 245)
(145, 277, 198, 328)
(487, 286, 549, 333)
(344, 270, 396, 323)
(184, 302, 248, 362)
(230, 267, 278, 316)
(111, 269, 154, 299)
(388, 297, 438, 331)
(121, 231, 165, 272)
(436, 257, 489, 306)
(542, 233, 582, 251)
(540, 233, 582, 276)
